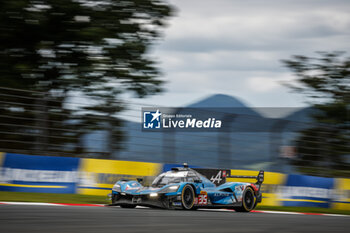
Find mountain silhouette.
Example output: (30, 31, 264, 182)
(82, 94, 313, 172)
(186, 94, 262, 118)
(188, 94, 248, 108)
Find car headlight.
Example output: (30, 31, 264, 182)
(161, 185, 179, 193)
(112, 183, 121, 192)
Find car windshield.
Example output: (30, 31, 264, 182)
(151, 171, 188, 187)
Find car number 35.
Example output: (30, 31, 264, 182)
(196, 194, 208, 205)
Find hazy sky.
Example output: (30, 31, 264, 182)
(129, 0, 350, 108)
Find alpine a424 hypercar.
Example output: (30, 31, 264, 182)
(110, 165, 264, 212)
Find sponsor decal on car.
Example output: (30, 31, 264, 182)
(172, 201, 182, 206)
(235, 185, 245, 192)
(195, 191, 208, 205)
(214, 193, 231, 197)
(197, 194, 208, 205)
(192, 168, 231, 185)
(125, 185, 139, 191)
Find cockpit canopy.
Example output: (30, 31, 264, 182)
(151, 168, 214, 188)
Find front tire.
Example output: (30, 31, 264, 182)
(112, 193, 119, 204)
(181, 184, 195, 210)
(112, 194, 136, 208)
(234, 187, 256, 212)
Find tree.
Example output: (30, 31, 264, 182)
(0, 0, 174, 157)
(282, 52, 350, 177)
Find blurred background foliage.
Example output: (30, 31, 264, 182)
(0, 0, 174, 158)
(0, 1, 348, 177)
(282, 52, 350, 177)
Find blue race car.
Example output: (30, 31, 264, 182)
(110, 165, 264, 212)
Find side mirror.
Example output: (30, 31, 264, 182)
(137, 178, 143, 183)
(194, 179, 202, 183)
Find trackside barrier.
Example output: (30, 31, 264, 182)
(77, 158, 161, 196)
(0, 153, 80, 193)
(333, 178, 350, 210)
(0, 153, 349, 210)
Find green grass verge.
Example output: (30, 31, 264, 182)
(1, 191, 349, 215)
(0, 191, 109, 204)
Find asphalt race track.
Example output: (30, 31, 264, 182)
(0, 205, 349, 233)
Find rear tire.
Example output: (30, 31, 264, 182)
(234, 187, 255, 212)
(181, 184, 195, 210)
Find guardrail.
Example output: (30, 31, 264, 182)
(0, 152, 349, 210)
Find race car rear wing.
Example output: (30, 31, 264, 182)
(227, 170, 264, 185)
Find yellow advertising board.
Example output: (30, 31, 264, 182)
(333, 178, 350, 210)
(78, 158, 161, 196)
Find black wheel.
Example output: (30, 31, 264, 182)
(234, 187, 255, 212)
(120, 204, 136, 208)
(181, 184, 195, 210)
